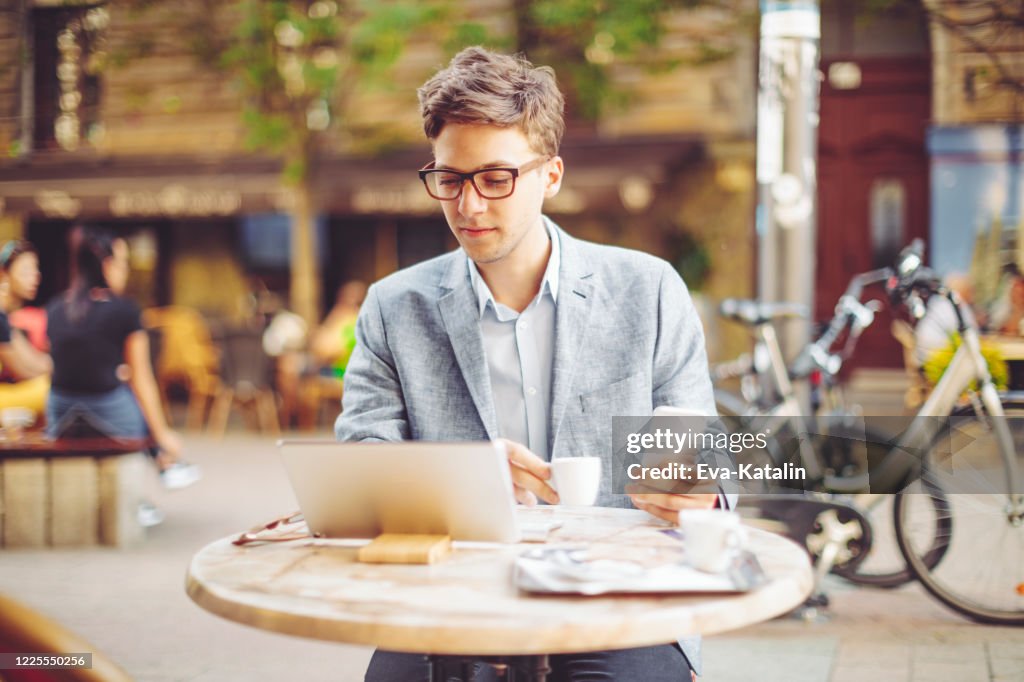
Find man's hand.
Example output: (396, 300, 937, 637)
(500, 438, 559, 506)
(628, 493, 717, 523)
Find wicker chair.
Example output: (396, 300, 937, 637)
(141, 306, 221, 430)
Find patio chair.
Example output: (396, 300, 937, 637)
(207, 324, 280, 438)
(142, 306, 221, 431)
(297, 372, 344, 430)
(0, 593, 132, 681)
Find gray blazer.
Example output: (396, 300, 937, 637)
(336, 220, 722, 674)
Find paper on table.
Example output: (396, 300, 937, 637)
(514, 547, 767, 595)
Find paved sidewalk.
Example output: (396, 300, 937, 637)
(0, 431, 1021, 682)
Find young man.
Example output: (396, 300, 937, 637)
(336, 46, 725, 681)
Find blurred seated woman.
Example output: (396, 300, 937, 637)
(269, 281, 365, 428)
(3, 239, 49, 351)
(0, 240, 51, 417)
(309, 280, 367, 376)
(46, 229, 199, 489)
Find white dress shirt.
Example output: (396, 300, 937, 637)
(468, 220, 560, 460)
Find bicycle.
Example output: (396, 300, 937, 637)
(713, 268, 947, 591)
(881, 245, 1024, 625)
(714, 242, 1024, 624)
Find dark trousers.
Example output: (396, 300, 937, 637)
(365, 644, 692, 681)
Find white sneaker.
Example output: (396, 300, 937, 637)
(137, 502, 165, 528)
(160, 461, 202, 490)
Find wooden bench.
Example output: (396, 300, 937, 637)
(0, 435, 153, 548)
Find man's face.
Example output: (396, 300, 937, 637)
(431, 123, 562, 266)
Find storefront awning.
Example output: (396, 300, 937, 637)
(0, 135, 704, 220)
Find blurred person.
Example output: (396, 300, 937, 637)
(0, 240, 52, 417)
(267, 282, 365, 428)
(991, 264, 1024, 335)
(45, 229, 200, 493)
(309, 280, 367, 376)
(336, 46, 730, 682)
(262, 293, 307, 429)
(1, 239, 48, 350)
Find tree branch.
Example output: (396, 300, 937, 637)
(928, 1, 1024, 95)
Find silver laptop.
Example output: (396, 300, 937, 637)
(278, 440, 521, 542)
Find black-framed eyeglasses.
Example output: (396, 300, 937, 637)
(418, 156, 551, 201)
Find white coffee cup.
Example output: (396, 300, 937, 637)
(550, 457, 601, 506)
(678, 509, 747, 573)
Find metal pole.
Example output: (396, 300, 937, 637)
(756, 0, 821, 359)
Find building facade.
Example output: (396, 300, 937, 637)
(0, 0, 758, 360)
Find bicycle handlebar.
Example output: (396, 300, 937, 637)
(790, 268, 891, 379)
(742, 241, 943, 382)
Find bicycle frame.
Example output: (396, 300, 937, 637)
(882, 300, 1022, 511)
(716, 320, 826, 483)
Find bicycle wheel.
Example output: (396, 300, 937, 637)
(894, 397, 1024, 625)
(832, 490, 951, 588)
(825, 425, 952, 588)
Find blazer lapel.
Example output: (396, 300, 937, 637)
(437, 255, 499, 439)
(549, 229, 595, 452)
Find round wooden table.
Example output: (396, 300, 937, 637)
(187, 506, 812, 667)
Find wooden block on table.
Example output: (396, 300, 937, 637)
(98, 453, 147, 547)
(49, 458, 99, 546)
(2, 458, 48, 547)
(357, 534, 452, 564)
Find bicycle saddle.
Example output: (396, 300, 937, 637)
(719, 298, 808, 325)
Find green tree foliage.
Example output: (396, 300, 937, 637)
(115, 0, 453, 322)
(95, 0, 749, 319)
(513, 0, 754, 121)
(182, 1, 446, 181)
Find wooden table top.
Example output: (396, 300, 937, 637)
(186, 506, 813, 655)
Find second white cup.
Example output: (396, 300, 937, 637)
(550, 456, 601, 506)
(678, 509, 747, 573)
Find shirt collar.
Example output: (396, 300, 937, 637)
(468, 217, 560, 317)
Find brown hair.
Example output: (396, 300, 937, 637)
(418, 46, 565, 157)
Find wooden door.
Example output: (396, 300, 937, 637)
(817, 57, 931, 368)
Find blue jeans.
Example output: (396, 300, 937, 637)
(365, 645, 692, 681)
(46, 384, 157, 458)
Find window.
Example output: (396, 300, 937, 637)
(240, 213, 329, 270)
(870, 178, 906, 269)
(32, 3, 107, 151)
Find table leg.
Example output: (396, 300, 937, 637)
(495, 655, 551, 682)
(428, 655, 448, 682)
(527, 654, 550, 682)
